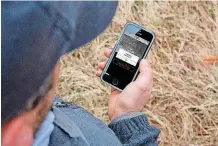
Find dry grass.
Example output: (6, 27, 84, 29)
(57, 1, 218, 146)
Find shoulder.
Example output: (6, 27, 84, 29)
(49, 124, 89, 146)
(50, 96, 90, 146)
(50, 96, 122, 146)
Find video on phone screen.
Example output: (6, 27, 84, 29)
(112, 32, 149, 72)
(103, 27, 151, 90)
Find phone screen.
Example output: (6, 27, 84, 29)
(102, 24, 154, 90)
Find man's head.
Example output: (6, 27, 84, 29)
(1, 1, 117, 146)
(2, 62, 60, 146)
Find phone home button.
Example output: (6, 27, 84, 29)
(112, 78, 119, 85)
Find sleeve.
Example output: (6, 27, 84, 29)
(108, 112, 160, 146)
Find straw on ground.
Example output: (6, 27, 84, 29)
(57, 1, 218, 146)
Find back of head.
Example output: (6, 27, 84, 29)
(2, 1, 117, 124)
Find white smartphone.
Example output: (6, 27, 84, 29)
(100, 23, 155, 91)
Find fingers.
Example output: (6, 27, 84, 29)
(98, 62, 106, 70)
(96, 49, 112, 77)
(96, 61, 106, 77)
(110, 87, 120, 94)
(96, 70, 102, 77)
(104, 49, 112, 58)
(110, 88, 120, 95)
(139, 59, 151, 74)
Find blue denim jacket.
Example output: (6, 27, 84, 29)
(48, 97, 160, 146)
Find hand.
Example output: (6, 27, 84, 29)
(96, 49, 153, 121)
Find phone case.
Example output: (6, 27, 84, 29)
(100, 22, 155, 91)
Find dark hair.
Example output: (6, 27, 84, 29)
(25, 75, 53, 111)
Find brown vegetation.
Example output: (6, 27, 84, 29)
(57, 1, 218, 146)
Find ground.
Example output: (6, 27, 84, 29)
(57, 1, 218, 146)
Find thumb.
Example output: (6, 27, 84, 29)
(139, 59, 151, 73)
(134, 59, 153, 87)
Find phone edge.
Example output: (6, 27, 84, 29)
(132, 23, 156, 82)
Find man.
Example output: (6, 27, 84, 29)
(2, 1, 160, 146)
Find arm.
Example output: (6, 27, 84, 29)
(108, 113, 160, 146)
(96, 49, 160, 146)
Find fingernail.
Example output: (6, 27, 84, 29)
(141, 59, 150, 67)
(141, 59, 146, 64)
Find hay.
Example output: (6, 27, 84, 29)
(57, 1, 218, 146)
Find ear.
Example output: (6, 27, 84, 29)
(1, 115, 33, 146)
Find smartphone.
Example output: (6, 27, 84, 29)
(100, 23, 155, 91)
